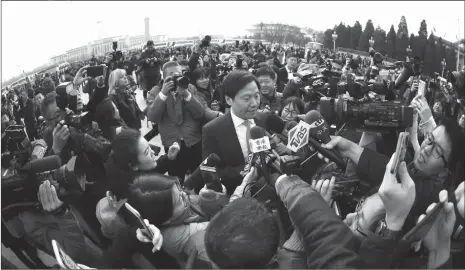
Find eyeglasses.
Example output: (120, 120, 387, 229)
(282, 108, 300, 116)
(423, 132, 448, 166)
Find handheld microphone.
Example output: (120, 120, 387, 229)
(266, 114, 288, 136)
(20, 155, 62, 174)
(267, 117, 298, 147)
(184, 153, 222, 193)
(199, 153, 222, 192)
(285, 120, 299, 131)
(250, 126, 271, 183)
(241, 135, 283, 176)
(303, 111, 346, 169)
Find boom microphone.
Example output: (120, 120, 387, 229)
(20, 155, 62, 174)
(303, 111, 346, 169)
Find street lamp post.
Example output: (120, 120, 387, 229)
(332, 32, 338, 52)
(441, 58, 446, 77)
(406, 45, 412, 62)
(369, 37, 375, 49)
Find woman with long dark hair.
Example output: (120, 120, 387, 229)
(189, 67, 224, 118)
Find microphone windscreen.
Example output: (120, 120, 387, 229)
(265, 114, 285, 134)
(285, 121, 298, 131)
(292, 116, 301, 123)
(250, 126, 266, 140)
(303, 110, 323, 125)
(21, 155, 62, 173)
(303, 110, 331, 143)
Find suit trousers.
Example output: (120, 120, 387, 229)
(164, 140, 202, 185)
(143, 75, 160, 99)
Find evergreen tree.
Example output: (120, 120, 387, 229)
(324, 29, 334, 49)
(347, 25, 353, 49)
(409, 34, 415, 48)
(358, 19, 375, 51)
(351, 21, 362, 50)
(386, 25, 397, 58)
(335, 22, 351, 48)
(373, 25, 387, 54)
(396, 16, 409, 61)
(418, 20, 428, 37)
(413, 20, 428, 60)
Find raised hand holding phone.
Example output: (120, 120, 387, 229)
(126, 202, 163, 252)
(419, 190, 455, 269)
(378, 153, 416, 231)
(135, 219, 163, 253)
(390, 132, 409, 176)
(420, 190, 456, 251)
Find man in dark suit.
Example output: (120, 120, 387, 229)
(202, 70, 267, 194)
(278, 53, 298, 85)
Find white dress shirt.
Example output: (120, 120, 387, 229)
(230, 110, 256, 161)
(158, 91, 192, 102)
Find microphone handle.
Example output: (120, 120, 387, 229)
(258, 152, 270, 184)
(266, 152, 283, 174)
(307, 137, 346, 169)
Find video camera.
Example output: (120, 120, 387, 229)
(200, 35, 211, 48)
(1, 125, 30, 169)
(111, 41, 124, 63)
(311, 161, 372, 217)
(395, 57, 423, 89)
(216, 63, 233, 75)
(320, 97, 414, 132)
(1, 155, 87, 221)
(55, 83, 112, 162)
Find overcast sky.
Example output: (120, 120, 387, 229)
(2, 1, 464, 81)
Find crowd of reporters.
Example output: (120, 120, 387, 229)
(1, 35, 465, 269)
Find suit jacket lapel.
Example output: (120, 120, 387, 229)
(222, 112, 244, 163)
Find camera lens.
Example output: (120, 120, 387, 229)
(178, 76, 190, 89)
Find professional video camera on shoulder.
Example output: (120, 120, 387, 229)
(319, 96, 414, 133)
(1, 154, 88, 220)
(1, 125, 30, 169)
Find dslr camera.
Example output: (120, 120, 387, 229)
(320, 97, 414, 133)
(165, 71, 190, 91)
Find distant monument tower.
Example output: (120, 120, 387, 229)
(144, 17, 150, 42)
